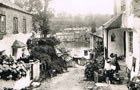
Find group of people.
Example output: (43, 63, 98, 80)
(104, 53, 121, 83)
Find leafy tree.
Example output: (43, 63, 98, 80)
(24, 0, 54, 37)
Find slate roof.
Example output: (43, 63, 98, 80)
(103, 13, 122, 29)
(90, 27, 103, 38)
(0, 0, 31, 15)
(12, 40, 26, 48)
(93, 27, 103, 38)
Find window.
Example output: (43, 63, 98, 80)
(111, 33, 116, 42)
(132, 57, 136, 72)
(0, 15, 6, 33)
(23, 19, 26, 33)
(129, 32, 133, 52)
(12, 48, 17, 57)
(84, 50, 88, 56)
(13, 17, 18, 34)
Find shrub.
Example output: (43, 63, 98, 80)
(85, 52, 104, 80)
(27, 36, 68, 77)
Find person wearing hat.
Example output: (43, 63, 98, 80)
(104, 53, 117, 84)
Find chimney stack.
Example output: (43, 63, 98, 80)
(10, 0, 15, 3)
(114, 0, 121, 14)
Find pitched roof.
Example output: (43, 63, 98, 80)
(90, 26, 103, 38)
(103, 13, 122, 29)
(0, 0, 31, 15)
(12, 40, 26, 48)
(93, 28, 103, 38)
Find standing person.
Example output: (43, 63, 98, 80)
(104, 53, 116, 84)
(114, 54, 120, 73)
(109, 53, 116, 70)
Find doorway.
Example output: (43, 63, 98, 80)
(123, 31, 126, 57)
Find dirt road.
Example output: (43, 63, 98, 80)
(34, 65, 88, 90)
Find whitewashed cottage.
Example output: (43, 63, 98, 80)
(0, 0, 32, 59)
(103, 0, 140, 79)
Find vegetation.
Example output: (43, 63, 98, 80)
(0, 55, 27, 81)
(50, 13, 112, 34)
(27, 36, 68, 77)
(23, 0, 54, 36)
(23, 0, 70, 77)
(84, 41, 104, 80)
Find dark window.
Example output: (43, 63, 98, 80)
(12, 48, 17, 57)
(132, 57, 136, 72)
(30, 64, 33, 80)
(0, 15, 6, 33)
(84, 50, 88, 56)
(13, 17, 18, 34)
(23, 19, 26, 33)
(111, 33, 116, 42)
(129, 32, 133, 52)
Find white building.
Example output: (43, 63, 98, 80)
(103, 0, 140, 79)
(0, 0, 32, 59)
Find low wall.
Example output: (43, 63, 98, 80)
(0, 70, 32, 89)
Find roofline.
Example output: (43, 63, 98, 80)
(89, 32, 103, 38)
(0, 3, 32, 16)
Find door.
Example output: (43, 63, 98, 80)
(123, 32, 126, 57)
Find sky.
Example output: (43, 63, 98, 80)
(49, 0, 114, 15)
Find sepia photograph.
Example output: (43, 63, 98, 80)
(0, 0, 139, 90)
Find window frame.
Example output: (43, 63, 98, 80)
(111, 32, 116, 42)
(84, 50, 88, 56)
(23, 18, 27, 33)
(13, 17, 18, 34)
(0, 15, 6, 34)
(129, 32, 133, 53)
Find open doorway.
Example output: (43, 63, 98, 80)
(123, 31, 126, 57)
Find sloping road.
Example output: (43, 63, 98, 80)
(34, 64, 128, 90)
(34, 65, 86, 90)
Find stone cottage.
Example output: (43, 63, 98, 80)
(103, 0, 140, 79)
(0, 0, 32, 59)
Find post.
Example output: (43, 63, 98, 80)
(103, 28, 109, 59)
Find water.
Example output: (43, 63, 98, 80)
(58, 42, 90, 58)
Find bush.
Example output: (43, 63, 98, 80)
(27, 36, 68, 77)
(84, 55, 104, 81)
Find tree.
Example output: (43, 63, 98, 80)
(24, 0, 54, 37)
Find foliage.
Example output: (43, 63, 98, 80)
(30, 37, 60, 62)
(27, 36, 68, 77)
(0, 55, 27, 81)
(132, 0, 140, 17)
(57, 47, 71, 60)
(24, 0, 54, 37)
(84, 41, 104, 80)
(23, 0, 43, 13)
(50, 13, 111, 34)
(85, 61, 99, 80)
(84, 55, 104, 80)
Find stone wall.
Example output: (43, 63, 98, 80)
(0, 6, 32, 57)
(0, 70, 31, 89)
(0, 7, 32, 34)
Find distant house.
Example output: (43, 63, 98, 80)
(103, 0, 140, 79)
(89, 26, 103, 60)
(90, 26, 103, 50)
(55, 27, 91, 42)
(0, 0, 32, 59)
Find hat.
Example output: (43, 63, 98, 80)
(110, 53, 115, 57)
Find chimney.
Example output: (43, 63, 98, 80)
(114, 0, 121, 14)
(91, 21, 96, 33)
(10, 0, 15, 3)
